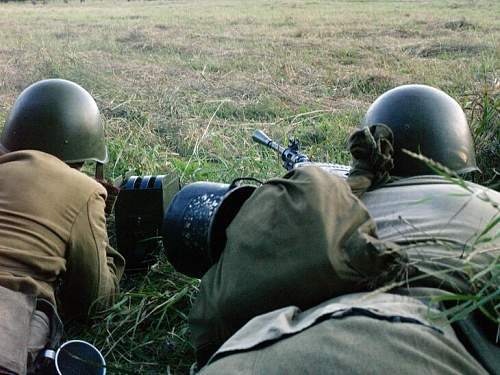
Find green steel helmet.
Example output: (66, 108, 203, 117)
(362, 84, 478, 177)
(0, 78, 108, 164)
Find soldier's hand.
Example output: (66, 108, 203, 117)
(96, 179, 120, 215)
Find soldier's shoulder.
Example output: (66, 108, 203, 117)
(376, 175, 500, 201)
(4, 150, 103, 195)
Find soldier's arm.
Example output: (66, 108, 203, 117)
(58, 188, 125, 320)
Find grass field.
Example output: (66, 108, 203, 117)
(0, 0, 498, 373)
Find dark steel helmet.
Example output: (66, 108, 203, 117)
(0, 79, 108, 164)
(362, 84, 478, 177)
(162, 181, 256, 278)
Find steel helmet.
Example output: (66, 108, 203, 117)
(362, 84, 478, 177)
(0, 79, 108, 164)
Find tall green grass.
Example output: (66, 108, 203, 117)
(401, 151, 499, 326)
(468, 83, 500, 190)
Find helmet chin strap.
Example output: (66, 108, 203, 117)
(95, 162, 104, 180)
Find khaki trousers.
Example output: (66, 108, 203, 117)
(0, 286, 49, 375)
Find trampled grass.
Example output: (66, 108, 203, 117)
(0, 0, 498, 373)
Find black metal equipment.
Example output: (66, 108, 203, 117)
(162, 180, 256, 278)
(252, 129, 309, 171)
(253, 130, 351, 179)
(114, 174, 180, 270)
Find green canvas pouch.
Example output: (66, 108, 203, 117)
(189, 166, 403, 365)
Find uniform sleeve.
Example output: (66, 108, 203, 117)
(59, 189, 125, 320)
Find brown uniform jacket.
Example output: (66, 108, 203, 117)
(0, 150, 125, 319)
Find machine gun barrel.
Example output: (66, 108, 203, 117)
(252, 129, 351, 178)
(252, 130, 309, 170)
(252, 130, 286, 155)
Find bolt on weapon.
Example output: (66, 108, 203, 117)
(252, 129, 351, 179)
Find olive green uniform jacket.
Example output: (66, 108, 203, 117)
(192, 168, 497, 374)
(0, 150, 125, 317)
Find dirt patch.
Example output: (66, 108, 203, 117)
(127, 15, 145, 20)
(54, 30, 80, 40)
(155, 24, 171, 31)
(321, 98, 369, 114)
(115, 29, 198, 56)
(330, 48, 363, 66)
(444, 19, 478, 31)
(341, 74, 396, 96)
(404, 43, 489, 58)
(388, 28, 420, 38)
(229, 16, 258, 26)
(116, 29, 147, 44)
